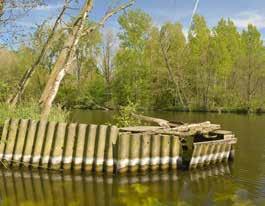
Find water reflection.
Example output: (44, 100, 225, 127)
(0, 164, 254, 206)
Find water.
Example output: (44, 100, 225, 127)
(1, 110, 265, 206)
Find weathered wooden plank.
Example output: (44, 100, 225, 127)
(83, 124, 97, 171)
(0, 119, 10, 161)
(62, 123, 77, 170)
(73, 123, 87, 170)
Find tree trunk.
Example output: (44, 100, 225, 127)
(6, 2, 68, 106)
(40, 0, 94, 119)
(39, 0, 135, 119)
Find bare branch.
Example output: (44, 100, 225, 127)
(81, 0, 135, 37)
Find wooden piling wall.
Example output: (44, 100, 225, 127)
(0, 119, 119, 173)
(189, 138, 237, 169)
(116, 133, 181, 173)
(0, 119, 236, 173)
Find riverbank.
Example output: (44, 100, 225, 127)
(1, 103, 264, 129)
(0, 103, 69, 125)
(71, 104, 265, 115)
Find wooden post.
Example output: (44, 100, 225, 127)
(0, 119, 10, 161)
(40, 121, 57, 167)
(73, 124, 87, 170)
(104, 126, 119, 173)
(12, 119, 29, 165)
(4, 119, 19, 164)
(49, 123, 67, 170)
(62, 123, 77, 170)
(160, 135, 171, 170)
(140, 134, 151, 172)
(128, 134, 141, 173)
(150, 134, 161, 171)
(83, 124, 97, 171)
(116, 133, 130, 173)
(31, 120, 47, 167)
(22, 120, 38, 164)
(94, 125, 108, 172)
(170, 136, 181, 169)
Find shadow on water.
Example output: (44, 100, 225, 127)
(0, 163, 262, 206)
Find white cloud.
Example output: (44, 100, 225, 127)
(232, 11, 265, 29)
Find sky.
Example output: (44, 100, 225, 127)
(3, 0, 265, 46)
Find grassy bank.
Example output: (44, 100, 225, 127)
(0, 103, 69, 126)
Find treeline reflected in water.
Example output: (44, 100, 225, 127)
(0, 164, 256, 206)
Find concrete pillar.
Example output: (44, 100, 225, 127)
(0, 119, 10, 161)
(128, 134, 141, 173)
(150, 134, 161, 171)
(73, 124, 87, 170)
(3, 119, 19, 163)
(12, 119, 29, 165)
(94, 125, 108, 172)
(50, 122, 67, 170)
(62, 123, 77, 170)
(40, 121, 57, 168)
(104, 126, 119, 173)
(140, 134, 151, 172)
(31, 120, 47, 167)
(160, 135, 171, 170)
(116, 133, 130, 173)
(22, 120, 38, 164)
(83, 124, 97, 171)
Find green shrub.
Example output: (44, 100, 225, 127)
(113, 101, 141, 127)
(0, 102, 69, 125)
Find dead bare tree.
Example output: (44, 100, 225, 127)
(39, 0, 135, 119)
(6, 0, 70, 106)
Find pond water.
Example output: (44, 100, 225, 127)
(1, 111, 265, 206)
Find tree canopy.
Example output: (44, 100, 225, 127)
(1, 9, 265, 113)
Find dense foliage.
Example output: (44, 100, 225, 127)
(1, 10, 265, 113)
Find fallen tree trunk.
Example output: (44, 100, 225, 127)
(132, 113, 170, 128)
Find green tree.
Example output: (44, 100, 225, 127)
(187, 15, 211, 109)
(112, 9, 153, 108)
(211, 18, 241, 108)
(238, 24, 265, 111)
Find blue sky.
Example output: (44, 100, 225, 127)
(3, 0, 265, 46)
